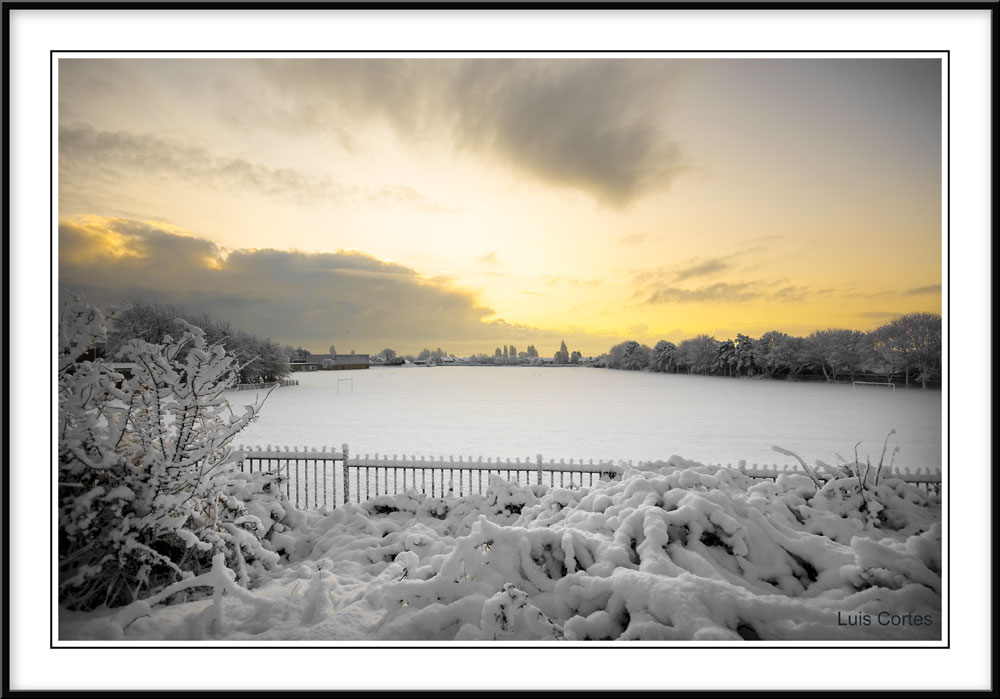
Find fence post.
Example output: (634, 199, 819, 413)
(342, 443, 350, 506)
(536, 454, 543, 485)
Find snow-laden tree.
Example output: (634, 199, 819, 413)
(607, 340, 651, 371)
(714, 338, 736, 377)
(871, 313, 942, 389)
(58, 295, 279, 611)
(677, 335, 717, 375)
(650, 340, 677, 373)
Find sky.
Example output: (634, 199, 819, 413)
(58, 57, 943, 357)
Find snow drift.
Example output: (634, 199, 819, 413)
(60, 458, 941, 642)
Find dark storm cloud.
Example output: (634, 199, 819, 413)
(253, 59, 686, 206)
(59, 218, 501, 347)
(59, 123, 446, 210)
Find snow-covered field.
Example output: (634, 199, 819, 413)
(59, 366, 943, 643)
(60, 459, 942, 642)
(232, 366, 942, 472)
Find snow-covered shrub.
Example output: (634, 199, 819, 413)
(60, 456, 942, 641)
(58, 295, 281, 610)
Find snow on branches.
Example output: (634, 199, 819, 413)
(58, 294, 283, 611)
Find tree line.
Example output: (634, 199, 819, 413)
(106, 300, 290, 384)
(594, 312, 942, 389)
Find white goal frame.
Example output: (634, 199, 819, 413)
(852, 381, 895, 391)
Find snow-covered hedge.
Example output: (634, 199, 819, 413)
(362, 460, 940, 640)
(58, 295, 286, 610)
(61, 453, 941, 641)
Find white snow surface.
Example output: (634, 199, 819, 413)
(230, 367, 942, 472)
(61, 459, 941, 642)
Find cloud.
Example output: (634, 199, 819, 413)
(772, 285, 810, 302)
(857, 311, 902, 320)
(903, 284, 942, 296)
(58, 216, 621, 353)
(59, 216, 493, 347)
(843, 288, 895, 299)
(640, 279, 818, 305)
(673, 257, 732, 282)
(645, 281, 762, 304)
(252, 59, 687, 206)
(59, 123, 449, 211)
(477, 251, 502, 266)
(619, 233, 645, 245)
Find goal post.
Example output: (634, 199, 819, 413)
(852, 381, 895, 391)
(337, 378, 354, 395)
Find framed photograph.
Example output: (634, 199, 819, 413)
(6, 4, 992, 693)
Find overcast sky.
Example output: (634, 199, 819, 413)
(58, 57, 942, 355)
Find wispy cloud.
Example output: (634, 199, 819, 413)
(59, 123, 451, 211)
(673, 257, 732, 283)
(477, 251, 502, 266)
(645, 281, 762, 304)
(902, 284, 942, 296)
(772, 285, 810, 302)
(857, 311, 902, 320)
(619, 233, 646, 246)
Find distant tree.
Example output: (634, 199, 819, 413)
(418, 348, 432, 361)
(554, 340, 570, 364)
(871, 313, 942, 388)
(379, 348, 397, 362)
(494, 347, 502, 359)
(321, 358, 334, 370)
(651, 340, 677, 373)
(677, 335, 718, 375)
(806, 329, 864, 382)
(329, 344, 337, 355)
(753, 331, 787, 376)
(608, 340, 651, 371)
(734, 334, 757, 376)
(431, 347, 446, 361)
(570, 350, 582, 365)
(714, 339, 736, 377)
(526, 345, 539, 358)
(107, 301, 290, 383)
(509, 345, 517, 363)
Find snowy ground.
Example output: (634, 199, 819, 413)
(231, 367, 943, 472)
(60, 458, 941, 643)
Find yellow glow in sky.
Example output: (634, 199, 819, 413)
(58, 57, 942, 355)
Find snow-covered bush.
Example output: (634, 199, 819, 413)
(60, 456, 942, 641)
(58, 295, 282, 610)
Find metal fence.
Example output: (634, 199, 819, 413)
(233, 444, 942, 510)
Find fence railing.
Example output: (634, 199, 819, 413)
(234, 444, 619, 510)
(234, 378, 299, 391)
(233, 444, 942, 510)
